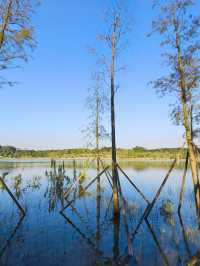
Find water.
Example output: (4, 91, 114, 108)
(0, 159, 199, 266)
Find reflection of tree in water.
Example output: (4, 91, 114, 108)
(118, 160, 186, 172)
(52, 159, 186, 172)
(60, 158, 200, 266)
(60, 163, 133, 265)
(77, 172, 92, 199)
(0, 175, 26, 260)
(0, 173, 42, 262)
(12, 175, 23, 200)
(131, 201, 200, 265)
(178, 211, 200, 266)
(61, 175, 173, 265)
(26, 176, 42, 193)
(45, 175, 64, 212)
(0, 214, 25, 259)
(0, 174, 42, 200)
(1, 160, 200, 265)
(45, 162, 70, 212)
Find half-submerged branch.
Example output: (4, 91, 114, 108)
(0, 176, 25, 215)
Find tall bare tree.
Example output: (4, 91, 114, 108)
(0, 0, 37, 87)
(96, 0, 130, 215)
(150, 0, 200, 213)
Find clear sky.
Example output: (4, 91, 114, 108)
(0, 0, 198, 150)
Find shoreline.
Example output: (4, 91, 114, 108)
(0, 157, 185, 163)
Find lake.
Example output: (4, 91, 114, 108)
(0, 159, 199, 266)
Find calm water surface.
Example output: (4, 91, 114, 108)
(0, 159, 199, 266)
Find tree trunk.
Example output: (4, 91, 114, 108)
(96, 86, 100, 161)
(111, 33, 119, 216)
(96, 83, 101, 199)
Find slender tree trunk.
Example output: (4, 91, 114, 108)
(174, 18, 200, 214)
(111, 32, 119, 216)
(96, 86, 100, 161)
(96, 84, 101, 198)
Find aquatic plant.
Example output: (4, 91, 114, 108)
(12, 174, 23, 199)
(160, 199, 174, 216)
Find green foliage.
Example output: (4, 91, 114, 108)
(12, 174, 22, 199)
(160, 199, 175, 226)
(0, 146, 16, 157)
(0, 0, 37, 88)
(15, 28, 32, 42)
(160, 200, 174, 216)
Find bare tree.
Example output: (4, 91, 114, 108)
(83, 71, 108, 158)
(95, 0, 130, 215)
(0, 0, 38, 87)
(150, 0, 200, 214)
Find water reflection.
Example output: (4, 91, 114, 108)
(60, 163, 167, 265)
(60, 162, 123, 265)
(45, 161, 70, 212)
(0, 214, 25, 258)
(0, 160, 200, 265)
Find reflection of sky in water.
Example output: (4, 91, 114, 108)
(0, 160, 199, 266)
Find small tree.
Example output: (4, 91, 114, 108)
(150, 0, 200, 213)
(83, 71, 109, 159)
(0, 0, 37, 87)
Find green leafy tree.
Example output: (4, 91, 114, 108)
(150, 0, 200, 213)
(0, 0, 38, 87)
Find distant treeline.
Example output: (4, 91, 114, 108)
(0, 145, 188, 160)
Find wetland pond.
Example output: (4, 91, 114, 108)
(0, 159, 200, 266)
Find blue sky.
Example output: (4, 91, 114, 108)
(0, 0, 197, 150)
